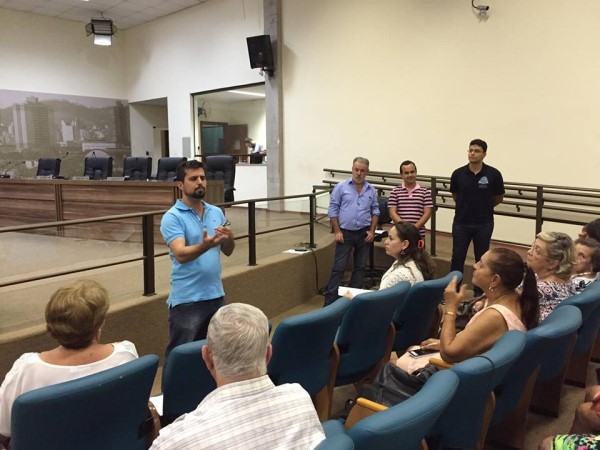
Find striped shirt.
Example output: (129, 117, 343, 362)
(387, 183, 433, 238)
(150, 375, 325, 450)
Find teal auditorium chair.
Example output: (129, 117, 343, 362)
(562, 281, 600, 386)
(428, 330, 526, 450)
(486, 305, 583, 449)
(530, 283, 600, 416)
(268, 297, 351, 421)
(161, 339, 216, 426)
(333, 281, 411, 388)
(314, 433, 355, 449)
(392, 271, 463, 353)
(322, 370, 459, 450)
(11, 355, 159, 450)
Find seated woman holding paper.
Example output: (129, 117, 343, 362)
(396, 247, 539, 373)
(0, 280, 138, 448)
(344, 222, 435, 299)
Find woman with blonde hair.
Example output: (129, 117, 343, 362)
(527, 231, 576, 320)
(0, 280, 137, 447)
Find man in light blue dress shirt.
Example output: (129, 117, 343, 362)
(323, 157, 380, 306)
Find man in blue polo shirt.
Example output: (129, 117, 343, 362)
(160, 160, 235, 364)
(323, 157, 380, 306)
(450, 139, 504, 296)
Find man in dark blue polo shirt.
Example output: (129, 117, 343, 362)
(450, 139, 504, 295)
(323, 157, 380, 306)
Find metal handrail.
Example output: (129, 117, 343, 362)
(318, 168, 600, 256)
(0, 193, 322, 295)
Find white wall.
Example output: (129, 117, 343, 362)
(129, 104, 168, 173)
(0, 8, 126, 98)
(1, 0, 598, 242)
(228, 99, 266, 145)
(123, 0, 265, 158)
(281, 0, 600, 239)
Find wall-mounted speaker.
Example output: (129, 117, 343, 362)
(246, 35, 274, 73)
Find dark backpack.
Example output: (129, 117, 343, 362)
(357, 362, 438, 408)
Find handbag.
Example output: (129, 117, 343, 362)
(357, 362, 439, 408)
(454, 300, 476, 332)
(450, 295, 485, 333)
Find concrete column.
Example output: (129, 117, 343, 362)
(264, 0, 283, 202)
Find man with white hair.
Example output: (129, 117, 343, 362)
(150, 303, 325, 450)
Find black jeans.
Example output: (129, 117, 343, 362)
(162, 297, 225, 384)
(324, 228, 370, 306)
(450, 221, 494, 297)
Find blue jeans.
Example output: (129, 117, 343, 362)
(324, 228, 370, 306)
(450, 221, 494, 296)
(163, 297, 225, 376)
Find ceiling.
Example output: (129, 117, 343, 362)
(0, 0, 211, 30)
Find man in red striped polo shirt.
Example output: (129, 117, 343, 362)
(387, 160, 433, 244)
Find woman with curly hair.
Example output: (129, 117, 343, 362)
(527, 231, 576, 320)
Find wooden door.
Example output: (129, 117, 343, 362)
(223, 124, 248, 162)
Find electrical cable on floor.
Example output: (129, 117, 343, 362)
(308, 246, 322, 295)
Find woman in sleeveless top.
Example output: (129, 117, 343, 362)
(0, 280, 138, 448)
(396, 247, 539, 373)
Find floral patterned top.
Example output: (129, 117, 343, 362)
(538, 280, 576, 321)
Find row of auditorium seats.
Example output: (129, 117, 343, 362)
(10, 277, 600, 449)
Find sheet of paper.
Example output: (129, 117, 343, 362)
(149, 394, 163, 416)
(338, 286, 372, 297)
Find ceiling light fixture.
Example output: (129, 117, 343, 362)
(85, 18, 117, 46)
(226, 90, 266, 98)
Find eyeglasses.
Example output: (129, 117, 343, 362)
(530, 242, 547, 257)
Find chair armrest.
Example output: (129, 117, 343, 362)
(356, 397, 388, 412)
(146, 401, 161, 447)
(345, 397, 389, 430)
(428, 357, 453, 369)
